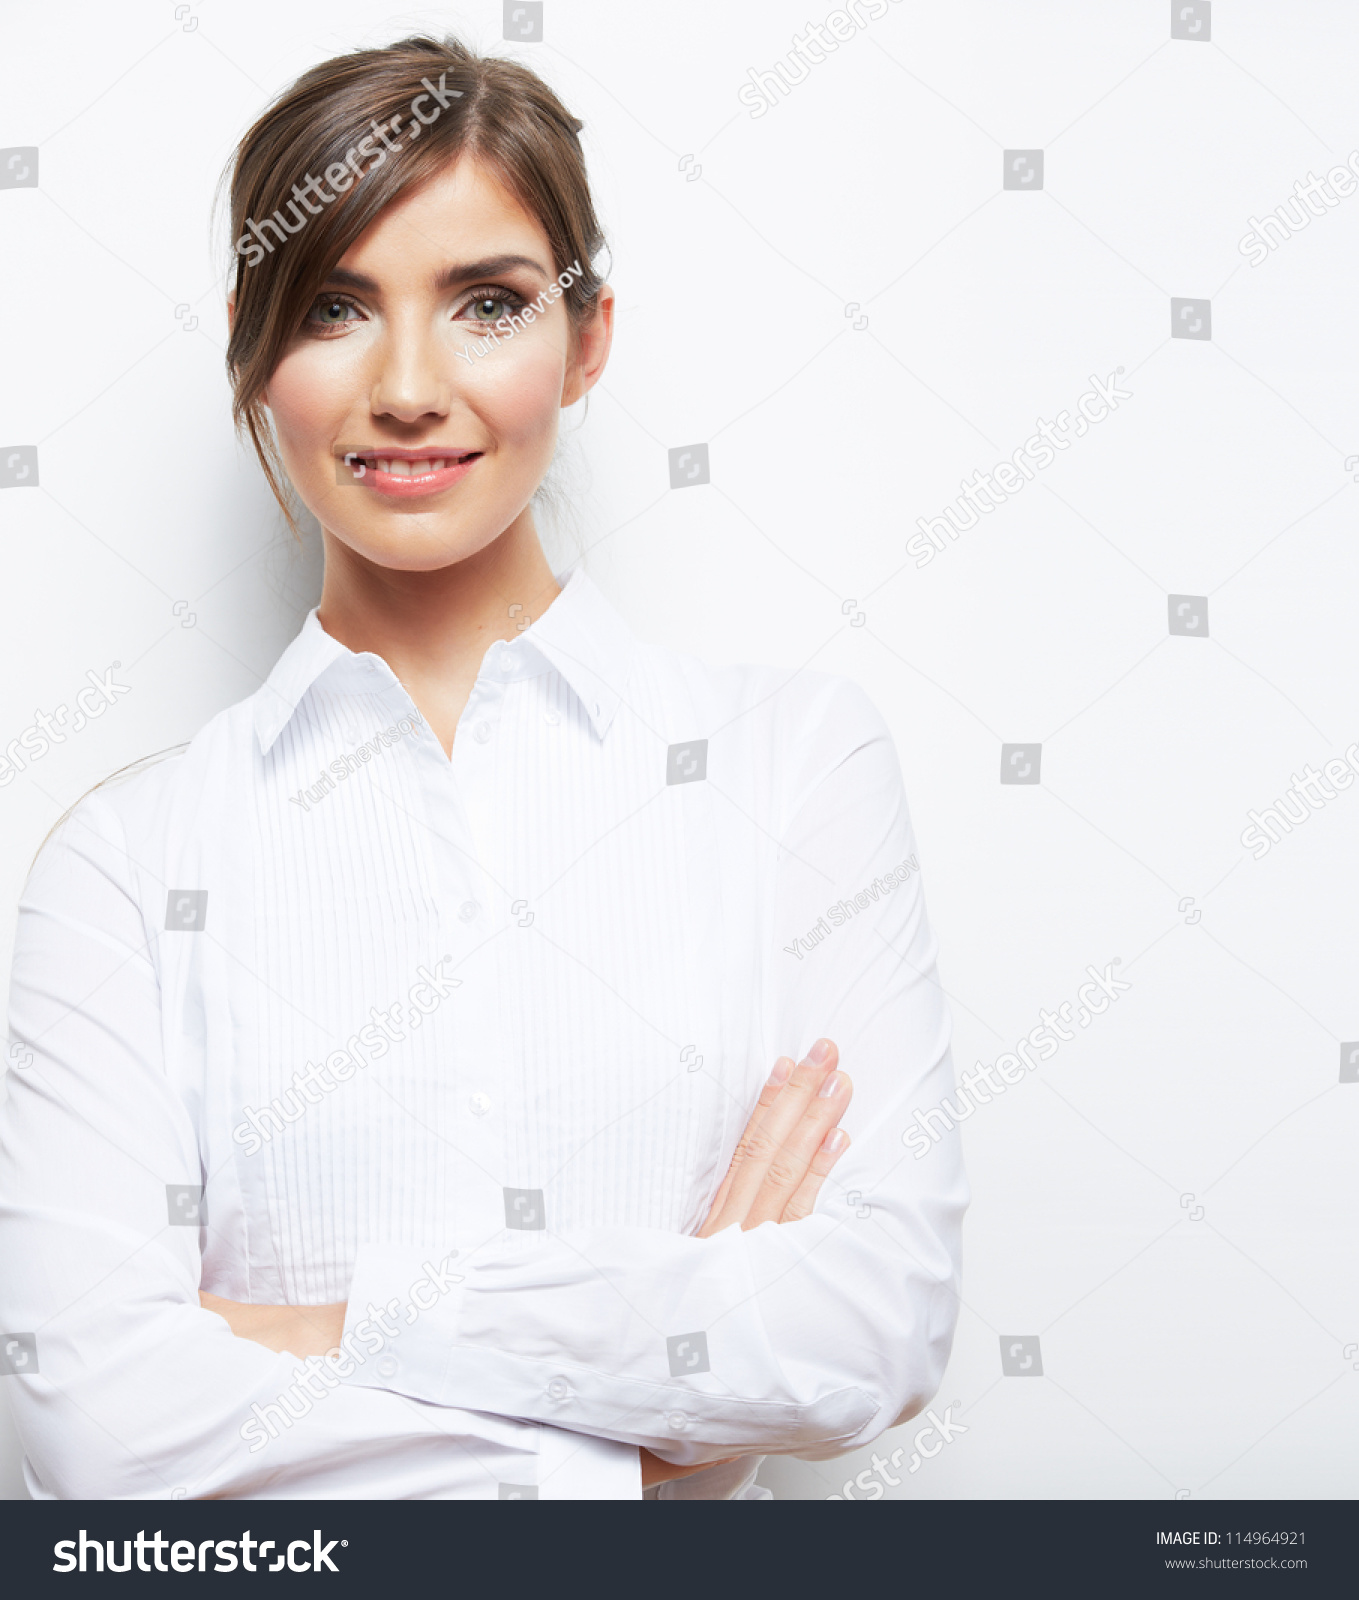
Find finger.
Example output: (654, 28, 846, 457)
(741, 1067, 851, 1230)
(718, 1042, 838, 1222)
(700, 1056, 796, 1232)
(781, 1125, 851, 1223)
(704, 1042, 838, 1233)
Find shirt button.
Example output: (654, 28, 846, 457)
(499, 653, 515, 675)
(469, 1092, 492, 1116)
(474, 721, 492, 744)
(666, 1411, 689, 1432)
(543, 709, 560, 726)
(459, 900, 480, 922)
(547, 1377, 570, 1402)
(376, 1353, 400, 1379)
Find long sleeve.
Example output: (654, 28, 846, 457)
(338, 677, 968, 1464)
(0, 794, 638, 1499)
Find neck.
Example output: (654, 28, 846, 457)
(315, 507, 562, 757)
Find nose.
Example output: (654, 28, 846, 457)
(369, 316, 450, 425)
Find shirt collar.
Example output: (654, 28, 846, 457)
(253, 562, 635, 757)
(521, 562, 635, 741)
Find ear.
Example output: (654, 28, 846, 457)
(226, 292, 236, 336)
(561, 283, 614, 408)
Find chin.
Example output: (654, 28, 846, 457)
(340, 526, 491, 571)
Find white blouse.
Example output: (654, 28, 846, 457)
(0, 563, 966, 1500)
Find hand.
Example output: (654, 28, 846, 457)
(646, 1040, 851, 1491)
(199, 1291, 346, 1360)
(697, 1037, 851, 1237)
(640, 1446, 740, 1488)
(204, 1044, 851, 1493)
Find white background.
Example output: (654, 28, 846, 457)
(2, 0, 1357, 1500)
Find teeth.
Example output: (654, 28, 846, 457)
(373, 457, 464, 476)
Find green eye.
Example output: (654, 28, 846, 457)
(463, 287, 526, 325)
(306, 294, 360, 330)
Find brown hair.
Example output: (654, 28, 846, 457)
(223, 34, 606, 529)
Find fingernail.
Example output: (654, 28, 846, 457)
(766, 1056, 793, 1088)
(822, 1127, 848, 1154)
(807, 1038, 833, 1067)
(817, 1071, 842, 1099)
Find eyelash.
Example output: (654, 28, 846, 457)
(302, 285, 531, 336)
(459, 286, 528, 325)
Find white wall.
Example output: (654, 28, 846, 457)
(2, 0, 1356, 1500)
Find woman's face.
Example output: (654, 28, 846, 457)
(261, 154, 611, 571)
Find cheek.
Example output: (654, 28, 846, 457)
(465, 341, 566, 449)
(265, 347, 361, 454)
(262, 334, 567, 467)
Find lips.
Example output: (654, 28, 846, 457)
(341, 450, 483, 498)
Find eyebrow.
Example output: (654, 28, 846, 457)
(323, 255, 551, 294)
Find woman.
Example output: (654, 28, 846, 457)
(0, 35, 966, 1500)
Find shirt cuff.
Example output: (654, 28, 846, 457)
(337, 1239, 876, 1457)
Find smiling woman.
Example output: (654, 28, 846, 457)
(0, 34, 966, 1504)
(226, 38, 606, 530)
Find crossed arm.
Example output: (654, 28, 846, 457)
(202, 1042, 854, 1488)
(1, 678, 965, 1498)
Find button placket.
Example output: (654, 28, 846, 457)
(446, 677, 506, 1239)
